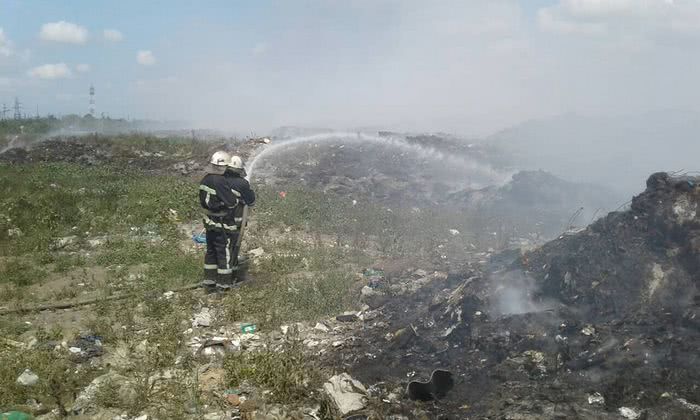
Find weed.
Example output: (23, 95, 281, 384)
(52, 253, 86, 273)
(0, 259, 47, 287)
(0, 348, 95, 414)
(223, 339, 321, 405)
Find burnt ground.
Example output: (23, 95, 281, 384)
(323, 172, 700, 419)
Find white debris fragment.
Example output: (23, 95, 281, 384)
(192, 308, 212, 327)
(69, 347, 82, 354)
(280, 325, 289, 335)
(323, 373, 368, 416)
(16, 369, 39, 386)
(678, 398, 700, 414)
(587, 392, 605, 406)
(449, 229, 460, 236)
(248, 247, 265, 258)
(162, 291, 175, 299)
(314, 322, 330, 332)
(581, 325, 595, 336)
(618, 407, 641, 419)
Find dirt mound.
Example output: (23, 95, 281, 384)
(523, 172, 700, 322)
(0, 135, 265, 176)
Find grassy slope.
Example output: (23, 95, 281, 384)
(0, 146, 486, 415)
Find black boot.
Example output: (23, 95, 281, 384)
(216, 271, 236, 291)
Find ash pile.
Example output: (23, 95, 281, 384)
(346, 172, 700, 419)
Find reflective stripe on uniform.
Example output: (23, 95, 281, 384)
(231, 189, 241, 197)
(203, 216, 238, 231)
(218, 268, 234, 275)
(225, 236, 231, 270)
(221, 222, 237, 231)
(199, 185, 217, 195)
(204, 264, 218, 270)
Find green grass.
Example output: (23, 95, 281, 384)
(0, 163, 199, 256)
(223, 339, 321, 405)
(0, 259, 47, 287)
(0, 347, 95, 415)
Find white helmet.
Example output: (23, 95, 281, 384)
(227, 155, 247, 176)
(208, 151, 230, 174)
(210, 150, 230, 166)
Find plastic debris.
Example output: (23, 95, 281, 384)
(587, 392, 605, 406)
(1, 411, 33, 420)
(336, 314, 359, 322)
(241, 323, 257, 334)
(16, 369, 39, 386)
(193, 308, 212, 327)
(323, 373, 368, 416)
(618, 407, 641, 419)
(406, 369, 454, 401)
(192, 233, 207, 244)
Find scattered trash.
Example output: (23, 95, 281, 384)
(248, 247, 265, 258)
(72, 372, 137, 414)
(323, 373, 368, 416)
(406, 369, 454, 401)
(193, 308, 212, 327)
(241, 323, 256, 334)
(16, 369, 39, 386)
(6, 228, 22, 238)
(363, 268, 385, 288)
(581, 325, 596, 336)
(192, 231, 207, 244)
(314, 322, 330, 332)
(162, 291, 175, 299)
(618, 407, 641, 419)
(0, 412, 32, 420)
(449, 229, 460, 236)
(677, 398, 700, 414)
(225, 389, 241, 406)
(587, 392, 605, 406)
(336, 313, 359, 322)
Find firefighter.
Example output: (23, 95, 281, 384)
(223, 155, 255, 283)
(199, 150, 242, 290)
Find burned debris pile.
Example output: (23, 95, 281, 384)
(344, 172, 700, 419)
(524, 171, 700, 323)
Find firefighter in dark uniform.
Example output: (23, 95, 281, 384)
(223, 154, 255, 282)
(199, 151, 239, 291)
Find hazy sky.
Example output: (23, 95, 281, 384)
(1, 0, 699, 135)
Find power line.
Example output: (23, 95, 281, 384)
(89, 84, 95, 116)
(13, 97, 22, 120)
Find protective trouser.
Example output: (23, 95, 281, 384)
(202, 213, 242, 289)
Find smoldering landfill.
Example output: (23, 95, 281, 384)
(1, 132, 699, 419)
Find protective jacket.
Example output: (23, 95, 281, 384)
(199, 173, 242, 213)
(224, 170, 255, 206)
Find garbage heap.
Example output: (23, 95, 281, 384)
(448, 173, 700, 419)
(524, 171, 699, 324)
(375, 172, 700, 418)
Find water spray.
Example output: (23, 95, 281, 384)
(245, 132, 511, 188)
